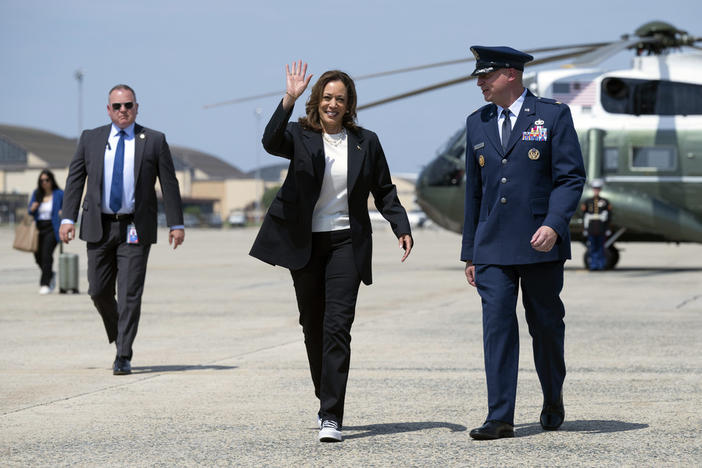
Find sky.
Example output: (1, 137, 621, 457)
(2, 0, 701, 175)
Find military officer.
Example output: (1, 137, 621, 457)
(581, 178, 612, 270)
(461, 46, 586, 439)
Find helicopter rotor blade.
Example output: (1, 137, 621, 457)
(203, 90, 285, 109)
(203, 41, 612, 109)
(357, 46, 599, 111)
(353, 41, 612, 80)
(564, 37, 658, 68)
(357, 75, 477, 110)
(354, 58, 474, 80)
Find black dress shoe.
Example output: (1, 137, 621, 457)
(113, 357, 132, 375)
(469, 420, 514, 440)
(540, 395, 565, 430)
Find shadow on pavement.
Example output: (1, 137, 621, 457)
(515, 419, 649, 437)
(565, 266, 702, 274)
(343, 421, 467, 440)
(131, 364, 238, 374)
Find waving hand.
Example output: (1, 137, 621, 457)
(282, 60, 312, 110)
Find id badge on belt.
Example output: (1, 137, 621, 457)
(127, 223, 139, 244)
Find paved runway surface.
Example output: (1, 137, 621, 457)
(1, 226, 701, 466)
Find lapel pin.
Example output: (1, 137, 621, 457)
(535, 119, 544, 125)
(523, 108, 530, 112)
(139, 133, 145, 139)
(356, 144, 361, 150)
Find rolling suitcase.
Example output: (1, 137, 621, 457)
(58, 243, 79, 294)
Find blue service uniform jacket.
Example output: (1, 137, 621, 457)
(460, 91, 586, 265)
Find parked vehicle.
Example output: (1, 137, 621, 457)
(228, 211, 247, 227)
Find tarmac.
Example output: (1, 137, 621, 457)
(1, 225, 701, 467)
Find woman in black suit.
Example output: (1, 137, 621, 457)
(250, 61, 413, 442)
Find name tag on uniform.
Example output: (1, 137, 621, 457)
(127, 223, 139, 244)
(522, 124, 548, 141)
(473, 142, 485, 150)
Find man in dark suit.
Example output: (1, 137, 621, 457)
(60, 84, 184, 375)
(461, 47, 586, 439)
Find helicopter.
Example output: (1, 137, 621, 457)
(205, 21, 702, 270)
(412, 21, 702, 269)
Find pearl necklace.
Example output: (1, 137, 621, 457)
(322, 128, 347, 147)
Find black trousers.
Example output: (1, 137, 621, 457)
(290, 229, 361, 428)
(86, 216, 151, 360)
(34, 220, 57, 286)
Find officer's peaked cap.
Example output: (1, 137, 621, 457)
(590, 178, 604, 188)
(470, 46, 534, 76)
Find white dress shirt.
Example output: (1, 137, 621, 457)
(312, 130, 350, 232)
(496, 88, 528, 141)
(103, 123, 136, 214)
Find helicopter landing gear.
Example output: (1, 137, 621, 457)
(605, 245, 619, 269)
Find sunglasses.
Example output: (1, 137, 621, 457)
(111, 102, 134, 111)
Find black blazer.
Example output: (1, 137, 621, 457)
(249, 101, 411, 285)
(62, 123, 184, 244)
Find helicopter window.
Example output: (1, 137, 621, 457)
(447, 142, 466, 160)
(603, 148, 619, 173)
(651, 81, 702, 115)
(424, 156, 465, 187)
(631, 147, 677, 171)
(435, 129, 465, 158)
(601, 77, 702, 115)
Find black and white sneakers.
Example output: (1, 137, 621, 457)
(318, 419, 342, 442)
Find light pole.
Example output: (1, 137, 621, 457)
(254, 107, 263, 222)
(74, 69, 84, 136)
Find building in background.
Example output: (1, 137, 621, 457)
(1, 124, 423, 226)
(0, 124, 258, 225)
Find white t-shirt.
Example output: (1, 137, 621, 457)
(312, 130, 350, 232)
(37, 198, 53, 221)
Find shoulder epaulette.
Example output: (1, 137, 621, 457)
(469, 105, 486, 116)
(472, 103, 494, 117)
(537, 97, 562, 105)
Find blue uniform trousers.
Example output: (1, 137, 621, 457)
(587, 234, 606, 270)
(475, 261, 566, 424)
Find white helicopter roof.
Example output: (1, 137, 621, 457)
(608, 52, 702, 84)
(524, 50, 702, 130)
(527, 50, 702, 98)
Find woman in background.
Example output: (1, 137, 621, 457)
(28, 169, 63, 294)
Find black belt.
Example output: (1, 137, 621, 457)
(102, 212, 134, 222)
